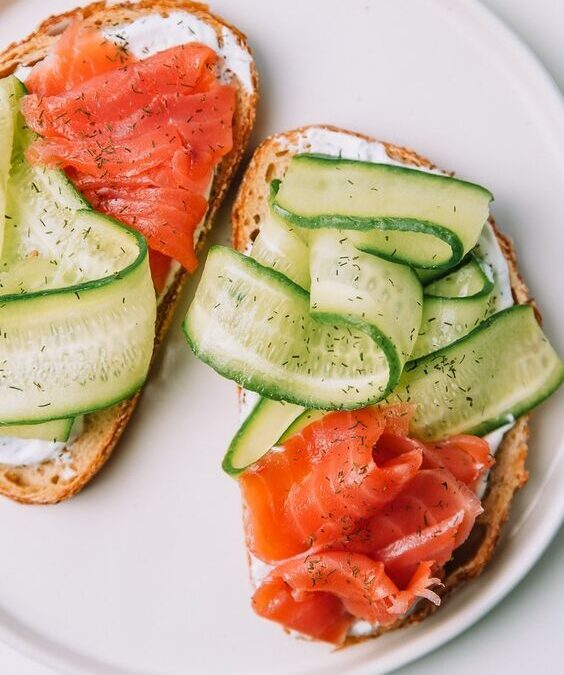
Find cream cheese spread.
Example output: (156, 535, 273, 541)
(103, 11, 253, 92)
(0, 417, 83, 467)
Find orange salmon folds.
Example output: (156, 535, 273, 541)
(22, 21, 236, 280)
(240, 405, 492, 644)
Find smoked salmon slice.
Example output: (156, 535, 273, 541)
(375, 432, 493, 488)
(253, 552, 440, 644)
(22, 22, 235, 277)
(25, 20, 132, 97)
(343, 468, 483, 586)
(252, 575, 353, 645)
(242, 406, 492, 643)
(148, 249, 174, 295)
(423, 435, 493, 489)
(240, 406, 422, 563)
(24, 83, 235, 178)
(22, 42, 217, 137)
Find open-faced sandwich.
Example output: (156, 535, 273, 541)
(0, 0, 257, 504)
(183, 125, 563, 645)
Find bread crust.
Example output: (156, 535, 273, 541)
(0, 0, 258, 504)
(231, 124, 532, 643)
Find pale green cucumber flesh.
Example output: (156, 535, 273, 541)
(277, 408, 326, 443)
(0, 76, 157, 424)
(0, 417, 74, 442)
(251, 211, 310, 290)
(222, 398, 305, 475)
(387, 305, 564, 440)
(272, 154, 492, 269)
(190, 153, 561, 470)
(411, 256, 494, 360)
(0, 77, 19, 255)
(309, 230, 423, 368)
(416, 267, 449, 284)
(184, 246, 395, 410)
(424, 255, 493, 298)
(345, 226, 453, 270)
(227, 306, 562, 473)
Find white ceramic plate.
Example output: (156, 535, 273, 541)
(0, 1, 562, 673)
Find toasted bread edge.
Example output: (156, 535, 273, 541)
(230, 124, 532, 643)
(0, 0, 258, 504)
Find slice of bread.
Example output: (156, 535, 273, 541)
(0, 0, 258, 504)
(231, 124, 531, 641)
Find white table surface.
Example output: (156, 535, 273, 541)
(0, 0, 562, 673)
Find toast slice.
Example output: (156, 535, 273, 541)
(231, 124, 531, 641)
(0, 0, 258, 504)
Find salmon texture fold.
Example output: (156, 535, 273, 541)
(22, 21, 236, 282)
(241, 405, 491, 644)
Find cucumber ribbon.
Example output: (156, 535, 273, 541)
(186, 195, 497, 411)
(183, 153, 562, 472)
(272, 154, 493, 270)
(186, 230, 425, 411)
(0, 76, 156, 428)
(411, 255, 494, 360)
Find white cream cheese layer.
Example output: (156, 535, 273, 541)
(0, 437, 68, 466)
(292, 127, 437, 169)
(14, 10, 254, 92)
(243, 126, 516, 636)
(103, 11, 253, 92)
(0, 417, 83, 467)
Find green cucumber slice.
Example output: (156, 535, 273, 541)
(251, 211, 310, 290)
(272, 154, 492, 270)
(0, 208, 156, 423)
(424, 255, 491, 297)
(387, 305, 563, 440)
(309, 230, 422, 371)
(0, 76, 156, 424)
(0, 417, 74, 442)
(184, 246, 398, 409)
(222, 398, 304, 475)
(278, 408, 325, 443)
(222, 398, 328, 476)
(415, 267, 447, 284)
(221, 293, 562, 474)
(0, 76, 20, 255)
(410, 256, 494, 360)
